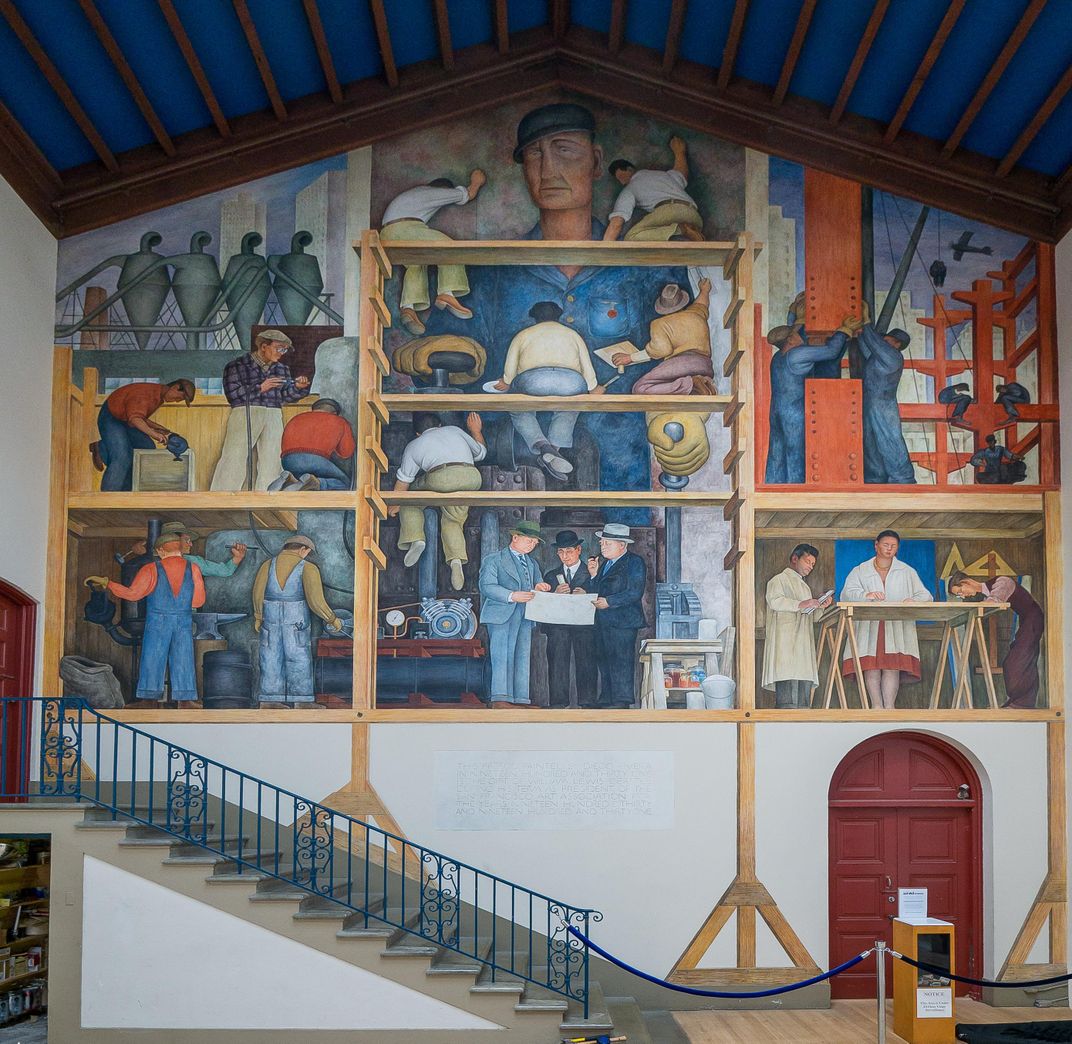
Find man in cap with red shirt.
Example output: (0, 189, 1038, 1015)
(85, 531, 205, 706)
(270, 398, 355, 491)
(91, 379, 195, 491)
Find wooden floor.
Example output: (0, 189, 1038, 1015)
(673, 998, 1072, 1042)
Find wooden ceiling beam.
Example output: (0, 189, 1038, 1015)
(0, 0, 118, 171)
(996, 64, 1072, 178)
(77, 0, 175, 157)
(432, 0, 455, 70)
(302, 0, 342, 103)
(773, 0, 816, 107)
(662, 0, 687, 75)
(608, 0, 626, 54)
(883, 0, 964, 144)
(232, 0, 287, 121)
(157, 0, 231, 137)
(50, 34, 558, 236)
(494, 0, 510, 54)
(368, 0, 399, 87)
(829, 0, 890, 125)
(941, 0, 1045, 159)
(551, 0, 570, 40)
(0, 98, 60, 232)
(716, 0, 751, 91)
(555, 30, 1060, 241)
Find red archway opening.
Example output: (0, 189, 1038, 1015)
(0, 578, 38, 799)
(828, 731, 983, 1000)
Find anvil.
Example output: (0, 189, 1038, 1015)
(191, 612, 247, 640)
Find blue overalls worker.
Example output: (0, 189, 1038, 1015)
(85, 532, 205, 705)
(251, 535, 344, 706)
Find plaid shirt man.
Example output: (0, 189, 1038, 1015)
(222, 353, 307, 408)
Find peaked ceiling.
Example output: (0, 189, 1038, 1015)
(1, 0, 1070, 241)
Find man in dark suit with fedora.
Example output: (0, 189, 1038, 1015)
(588, 523, 647, 708)
(542, 530, 598, 707)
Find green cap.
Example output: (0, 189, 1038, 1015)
(509, 520, 543, 541)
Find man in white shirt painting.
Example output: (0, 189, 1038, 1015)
(380, 170, 487, 335)
(494, 300, 602, 480)
(388, 412, 486, 591)
(603, 136, 704, 242)
(762, 543, 832, 709)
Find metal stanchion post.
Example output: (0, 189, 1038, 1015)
(875, 940, 887, 1044)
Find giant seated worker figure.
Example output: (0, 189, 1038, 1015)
(391, 102, 710, 522)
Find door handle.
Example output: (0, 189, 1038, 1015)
(885, 876, 893, 889)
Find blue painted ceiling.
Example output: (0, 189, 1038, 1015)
(0, 0, 1068, 236)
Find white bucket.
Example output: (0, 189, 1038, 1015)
(701, 675, 736, 709)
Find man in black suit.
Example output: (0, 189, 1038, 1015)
(588, 523, 648, 708)
(542, 530, 598, 708)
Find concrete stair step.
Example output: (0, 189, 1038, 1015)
(429, 937, 493, 977)
(470, 953, 533, 995)
(162, 848, 279, 868)
(558, 980, 613, 1032)
(605, 996, 653, 1044)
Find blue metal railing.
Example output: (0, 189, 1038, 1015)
(1, 697, 599, 1014)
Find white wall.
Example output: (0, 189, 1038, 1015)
(0, 175, 57, 691)
(755, 722, 1048, 974)
(80, 855, 500, 1031)
(371, 723, 738, 975)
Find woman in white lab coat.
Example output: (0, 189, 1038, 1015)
(841, 530, 933, 708)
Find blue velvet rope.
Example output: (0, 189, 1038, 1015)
(892, 952, 1072, 990)
(566, 926, 869, 999)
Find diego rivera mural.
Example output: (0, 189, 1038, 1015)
(53, 91, 1058, 713)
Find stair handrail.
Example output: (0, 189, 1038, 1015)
(10, 696, 600, 1014)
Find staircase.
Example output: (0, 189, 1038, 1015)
(66, 803, 683, 1041)
(3, 698, 687, 1041)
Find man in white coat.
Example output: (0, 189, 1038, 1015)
(762, 543, 832, 708)
(841, 529, 933, 708)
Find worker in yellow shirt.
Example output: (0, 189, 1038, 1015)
(251, 535, 344, 706)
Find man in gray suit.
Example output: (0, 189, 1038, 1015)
(478, 520, 551, 707)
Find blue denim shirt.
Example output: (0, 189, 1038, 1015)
(409, 221, 689, 524)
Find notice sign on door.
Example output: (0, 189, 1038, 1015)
(898, 887, 928, 920)
(916, 988, 953, 1019)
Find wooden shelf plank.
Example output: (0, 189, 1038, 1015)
(0, 865, 48, 890)
(383, 490, 732, 507)
(753, 490, 1044, 514)
(67, 492, 357, 511)
(85, 706, 1062, 723)
(361, 239, 761, 267)
(380, 393, 732, 414)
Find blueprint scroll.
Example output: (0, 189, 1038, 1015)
(523, 591, 596, 626)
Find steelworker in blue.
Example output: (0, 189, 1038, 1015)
(393, 103, 700, 525)
(85, 531, 205, 705)
(763, 317, 856, 484)
(857, 323, 915, 484)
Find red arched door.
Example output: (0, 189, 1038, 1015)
(828, 732, 982, 1000)
(0, 579, 37, 799)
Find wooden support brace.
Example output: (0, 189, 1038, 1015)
(723, 396, 743, 426)
(723, 284, 746, 329)
(722, 245, 743, 281)
(369, 235, 392, 279)
(364, 436, 388, 473)
(723, 544, 744, 571)
(723, 438, 745, 474)
(723, 491, 742, 521)
(370, 290, 391, 327)
(365, 340, 390, 377)
(365, 392, 390, 425)
(363, 484, 388, 521)
(362, 537, 387, 571)
(723, 344, 744, 378)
